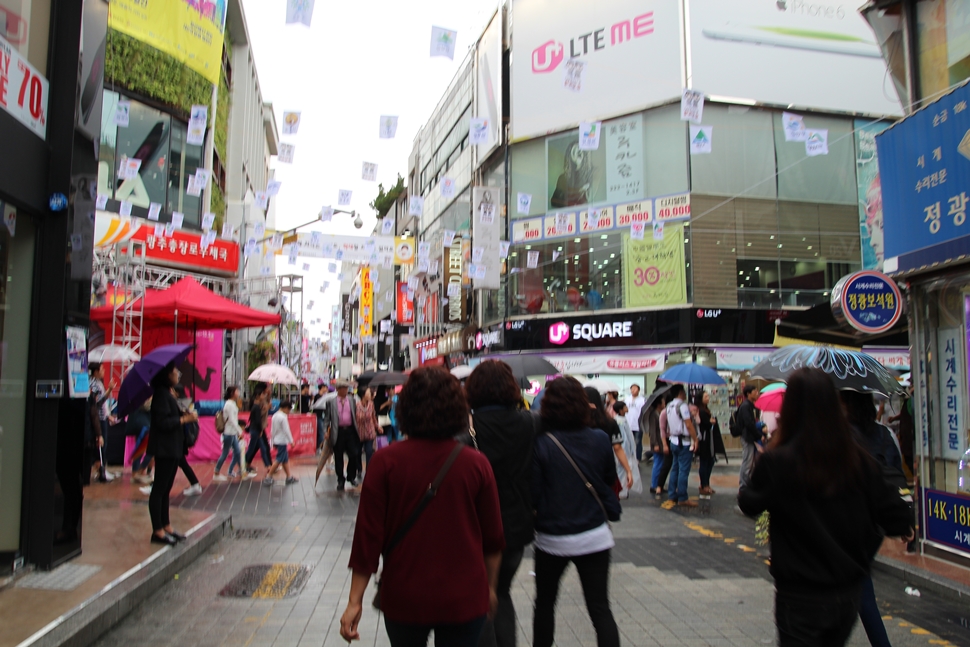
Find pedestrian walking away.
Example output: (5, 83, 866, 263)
(339, 367, 505, 647)
(664, 385, 697, 507)
(465, 360, 539, 647)
(356, 387, 380, 476)
(736, 385, 764, 489)
(626, 384, 646, 461)
(738, 368, 913, 647)
(212, 385, 248, 485)
(328, 380, 360, 491)
(584, 387, 633, 493)
(245, 386, 272, 478)
(532, 377, 622, 647)
(264, 399, 297, 486)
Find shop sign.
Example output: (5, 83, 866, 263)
(579, 206, 615, 233)
(396, 281, 414, 325)
(0, 34, 49, 139)
(715, 349, 773, 371)
(475, 328, 503, 351)
(877, 82, 970, 274)
(543, 352, 667, 375)
(831, 270, 902, 334)
(416, 337, 439, 365)
(359, 268, 374, 337)
(936, 327, 967, 461)
(654, 193, 691, 222)
(544, 212, 577, 238)
(444, 243, 466, 324)
(615, 201, 652, 227)
(863, 349, 910, 371)
(923, 488, 970, 557)
(127, 226, 240, 276)
(548, 319, 634, 346)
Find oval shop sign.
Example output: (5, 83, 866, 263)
(831, 270, 903, 334)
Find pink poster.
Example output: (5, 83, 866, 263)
(141, 328, 224, 401)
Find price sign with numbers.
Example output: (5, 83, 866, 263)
(924, 488, 970, 557)
(0, 35, 49, 138)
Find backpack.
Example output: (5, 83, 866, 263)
(215, 410, 226, 433)
(665, 401, 687, 438)
(729, 406, 743, 438)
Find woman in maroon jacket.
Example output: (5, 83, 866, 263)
(340, 367, 505, 647)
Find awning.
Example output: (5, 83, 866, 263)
(775, 301, 908, 347)
(542, 351, 668, 375)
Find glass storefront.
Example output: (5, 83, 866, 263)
(0, 205, 34, 553)
(97, 90, 205, 228)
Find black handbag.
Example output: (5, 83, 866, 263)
(373, 442, 464, 610)
(183, 421, 200, 448)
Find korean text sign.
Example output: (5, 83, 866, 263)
(0, 33, 49, 139)
(923, 488, 970, 557)
(936, 327, 966, 461)
(876, 82, 970, 265)
(127, 227, 239, 276)
(622, 222, 687, 308)
(830, 271, 902, 334)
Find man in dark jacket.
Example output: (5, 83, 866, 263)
(737, 385, 763, 489)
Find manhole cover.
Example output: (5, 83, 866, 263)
(231, 528, 273, 540)
(220, 564, 312, 599)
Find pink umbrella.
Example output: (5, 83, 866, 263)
(757, 388, 785, 413)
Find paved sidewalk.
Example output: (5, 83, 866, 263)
(87, 457, 970, 647)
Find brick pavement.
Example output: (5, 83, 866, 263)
(88, 457, 969, 647)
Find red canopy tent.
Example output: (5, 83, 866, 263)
(91, 277, 281, 331)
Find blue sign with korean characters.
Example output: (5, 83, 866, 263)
(923, 488, 970, 557)
(876, 81, 970, 274)
(831, 270, 903, 334)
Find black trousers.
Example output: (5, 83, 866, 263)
(245, 432, 271, 468)
(149, 457, 179, 532)
(385, 615, 487, 647)
(478, 546, 525, 647)
(533, 548, 619, 647)
(333, 426, 360, 485)
(776, 585, 861, 647)
(178, 455, 198, 486)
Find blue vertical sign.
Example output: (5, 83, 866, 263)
(876, 82, 970, 273)
(936, 327, 966, 461)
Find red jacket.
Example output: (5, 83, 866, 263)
(349, 439, 505, 624)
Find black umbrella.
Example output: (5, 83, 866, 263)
(369, 371, 408, 387)
(643, 383, 674, 412)
(357, 370, 378, 388)
(498, 355, 559, 379)
(749, 345, 904, 396)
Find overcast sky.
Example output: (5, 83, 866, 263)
(240, 0, 500, 342)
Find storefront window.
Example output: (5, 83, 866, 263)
(917, 0, 970, 105)
(98, 91, 204, 228)
(0, 0, 50, 72)
(0, 205, 34, 552)
(773, 113, 857, 205)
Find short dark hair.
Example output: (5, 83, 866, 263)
(252, 382, 267, 398)
(671, 384, 686, 399)
(541, 377, 590, 430)
(743, 385, 758, 397)
(280, 399, 292, 410)
(465, 360, 521, 409)
(88, 362, 102, 375)
(612, 401, 627, 415)
(225, 386, 239, 400)
(397, 367, 468, 439)
(301, 383, 309, 391)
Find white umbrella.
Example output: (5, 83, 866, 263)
(312, 392, 337, 410)
(585, 378, 621, 394)
(248, 363, 299, 385)
(451, 365, 473, 379)
(88, 344, 140, 363)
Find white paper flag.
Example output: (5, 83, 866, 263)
(286, 0, 314, 26)
(120, 200, 132, 216)
(430, 260, 439, 275)
(302, 262, 311, 271)
(186, 175, 202, 197)
(374, 281, 381, 293)
(245, 238, 257, 256)
(417, 258, 430, 273)
(323, 281, 330, 290)
(469, 117, 489, 145)
(653, 222, 664, 240)
(680, 88, 704, 124)
(114, 101, 130, 127)
(630, 222, 645, 240)
(202, 212, 215, 231)
(689, 125, 713, 154)
(382, 255, 393, 269)
(154, 223, 165, 237)
(338, 273, 345, 280)
(499, 241, 510, 258)
(563, 58, 586, 92)
(261, 265, 271, 276)
(473, 265, 487, 280)
(222, 223, 235, 239)
(578, 122, 601, 151)
(278, 143, 295, 164)
(479, 202, 496, 225)
(187, 105, 207, 145)
(328, 262, 337, 273)
(362, 162, 377, 181)
(805, 129, 829, 157)
(190, 105, 208, 126)
(165, 222, 176, 237)
(418, 242, 431, 259)
(120, 158, 142, 180)
(517, 193, 532, 215)
(319, 205, 334, 222)
(266, 180, 282, 196)
(96, 194, 108, 210)
(310, 231, 322, 247)
(430, 26, 458, 59)
(527, 251, 539, 268)
(440, 177, 456, 198)
(147, 202, 161, 221)
(171, 212, 184, 229)
(335, 250, 344, 260)
(782, 112, 808, 142)
(553, 250, 561, 261)
(381, 218, 394, 235)
(196, 169, 212, 189)
(408, 277, 419, 290)
(379, 115, 398, 139)
(338, 190, 352, 206)
(255, 192, 269, 210)
(409, 196, 424, 216)
(255, 222, 266, 238)
(443, 229, 456, 247)
(282, 111, 302, 135)
(472, 246, 484, 263)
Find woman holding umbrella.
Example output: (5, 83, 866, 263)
(149, 363, 197, 545)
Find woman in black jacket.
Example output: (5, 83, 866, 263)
(691, 391, 722, 496)
(739, 369, 912, 647)
(533, 377, 621, 647)
(584, 387, 633, 492)
(466, 361, 538, 647)
(148, 363, 198, 545)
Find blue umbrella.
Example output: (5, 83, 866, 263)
(117, 344, 193, 418)
(660, 363, 726, 385)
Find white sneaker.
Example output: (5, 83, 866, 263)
(243, 471, 257, 480)
(139, 485, 153, 495)
(211, 474, 228, 482)
(182, 484, 203, 497)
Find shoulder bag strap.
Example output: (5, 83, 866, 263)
(383, 442, 464, 558)
(545, 432, 609, 524)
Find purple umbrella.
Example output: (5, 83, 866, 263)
(117, 343, 193, 418)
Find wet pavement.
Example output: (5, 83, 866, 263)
(87, 457, 970, 647)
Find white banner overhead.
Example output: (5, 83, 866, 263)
(293, 233, 395, 264)
(475, 10, 503, 162)
(543, 351, 668, 375)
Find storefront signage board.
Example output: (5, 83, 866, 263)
(935, 327, 967, 461)
(396, 281, 414, 325)
(0, 33, 49, 139)
(128, 226, 239, 276)
(715, 348, 774, 371)
(359, 268, 374, 338)
(923, 488, 970, 558)
(543, 351, 667, 375)
(831, 270, 902, 334)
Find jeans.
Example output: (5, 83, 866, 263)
(215, 434, 242, 474)
(633, 430, 643, 462)
(699, 454, 714, 488)
(667, 442, 693, 503)
(478, 546, 524, 647)
(178, 455, 199, 486)
(740, 439, 757, 489)
(333, 426, 360, 485)
(149, 457, 178, 531)
(245, 432, 271, 469)
(650, 449, 669, 490)
(360, 438, 375, 472)
(316, 417, 326, 450)
(533, 548, 619, 647)
(776, 585, 861, 647)
(384, 615, 486, 647)
(858, 576, 891, 647)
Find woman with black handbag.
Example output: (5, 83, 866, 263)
(532, 377, 622, 647)
(339, 367, 505, 647)
(173, 385, 202, 497)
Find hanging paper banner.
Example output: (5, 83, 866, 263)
(282, 111, 302, 135)
(278, 143, 295, 164)
(148, 203, 161, 221)
(783, 112, 808, 142)
(362, 162, 378, 181)
(114, 100, 130, 127)
(266, 180, 282, 196)
(563, 58, 586, 93)
(338, 190, 352, 206)
(379, 115, 398, 139)
(805, 129, 829, 157)
(187, 105, 207, 145)
(578, 122, 601, 151)
(689, 125, 713, 154)
(430, 26, 458, 59)
(680, 88, 704, 124)
(409, 196, 424, 216)
(285, 0, 315, 27)
(517, 193, 532, 215)
(381, 218, 395, 235)
(441, 177, 456, 198)
(469, 118, 489, 145)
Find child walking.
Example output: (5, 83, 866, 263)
(264, 399, 299, 486)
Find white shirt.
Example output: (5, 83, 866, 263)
(627, 394, 645, 431)
(271, 410, 293, 446)
(222, 399, 243, 436)
(535, 523, 614, 557)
